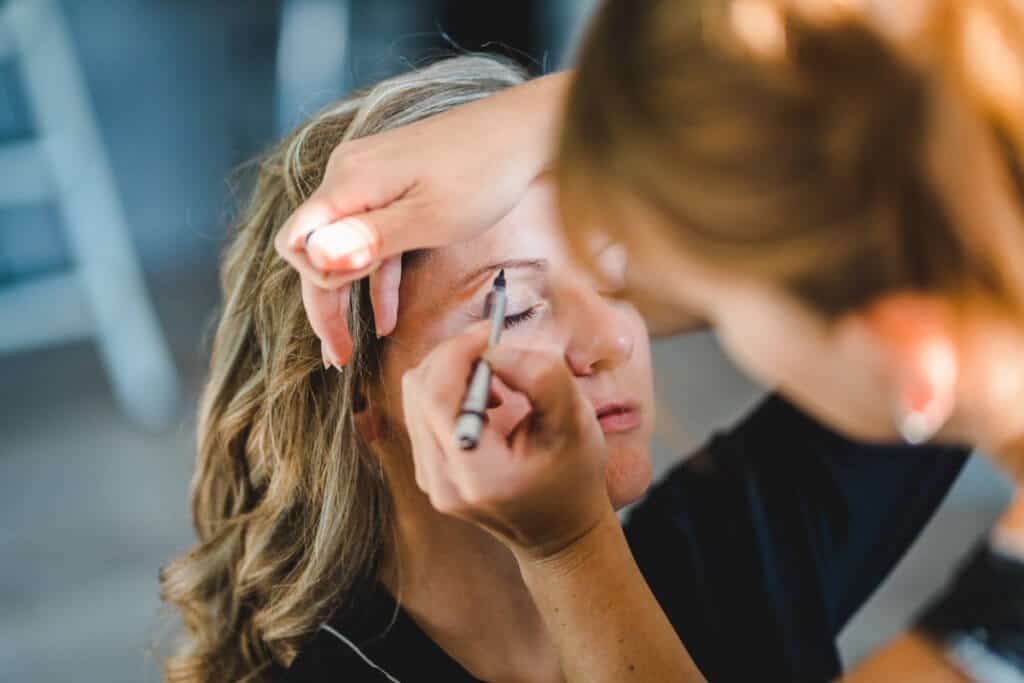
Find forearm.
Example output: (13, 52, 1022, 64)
(839, 634, 969, 683)
(516, 508, 706, 683)
(481, 70, 571, 179)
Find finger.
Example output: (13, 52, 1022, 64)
(304, 217, 379, 271)
(418, 430, 462, 515)
(291, 255, 380, 290)
(482, 346, 580, 433)
(280, 194, 341, 252)
(421, 373, 504, 454)
(370, 256, 403, 337)
(308, 200, 460, 273)
(402, 368, 462, 509)
(407, 322, 492, 453)
(418, 322, 492, 411)
(301, 277, 353, 366)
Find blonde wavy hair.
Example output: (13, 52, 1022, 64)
(159, 55, 526, 682)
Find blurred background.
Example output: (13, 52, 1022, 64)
(0, 1, 1013, 681)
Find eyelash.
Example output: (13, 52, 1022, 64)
(503, 306, 539, 329)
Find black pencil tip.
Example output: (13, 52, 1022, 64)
(494, 269, 506, 288)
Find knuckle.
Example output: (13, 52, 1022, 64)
(400, 369, 420, 398)
(412, 465, 426, 492)
(457, 479, 489, 509)
(430, 492, 458, 515)
(327, 142, 361, 174)
(405, 183, 443, 233)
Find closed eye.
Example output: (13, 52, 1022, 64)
(503, 306, 539, 329)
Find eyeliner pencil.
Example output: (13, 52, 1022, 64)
(454, 269, 507, 450)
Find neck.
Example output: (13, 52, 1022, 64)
(379, 465, 563, 683)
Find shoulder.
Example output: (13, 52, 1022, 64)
(281, 624, 397, 683)
(280, 586, 405, 683)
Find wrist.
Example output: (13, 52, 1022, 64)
(507, 71, 570, 174)
(513, 504, 622, 575)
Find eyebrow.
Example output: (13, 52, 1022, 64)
(453, 258, 549, 292)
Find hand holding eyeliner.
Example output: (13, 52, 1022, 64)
(454, 269, 507, 450)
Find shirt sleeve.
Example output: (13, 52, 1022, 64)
(624, 394, 968, 683)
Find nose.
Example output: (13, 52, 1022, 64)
(563, 286, 635, 377)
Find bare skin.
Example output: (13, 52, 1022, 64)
(362, 182, 665, 682)
(276, 5, 1024, 677)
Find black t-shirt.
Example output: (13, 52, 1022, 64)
(284, 395, 968, 682)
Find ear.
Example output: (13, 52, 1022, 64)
(352, 388, 380, 446)
(856, 293, 961, 444)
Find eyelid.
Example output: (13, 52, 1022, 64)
(502, 301, 546, 329)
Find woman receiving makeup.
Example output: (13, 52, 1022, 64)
(276, 1, 1024, 681)
(163, 54, 970, 683)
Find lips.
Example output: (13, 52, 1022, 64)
(595, 401, 641, 434)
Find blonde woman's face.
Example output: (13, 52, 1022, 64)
(380, 181, 656, 509)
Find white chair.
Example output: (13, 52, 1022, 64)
(0, 0, 179, 429)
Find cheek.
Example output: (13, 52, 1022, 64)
(608, 309, 656, 509)
(607, 442, 653, 509)
(622, 308, 657, 425)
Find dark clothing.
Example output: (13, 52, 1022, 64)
(627, 395, 966, 681)
(285, 395, 968, 682)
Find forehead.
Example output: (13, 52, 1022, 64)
(410, 182, 566, 294)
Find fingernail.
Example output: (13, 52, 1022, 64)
(307, 219, 375, 268)
(321, 343, 330, 370)
(346, 247, 373, 270)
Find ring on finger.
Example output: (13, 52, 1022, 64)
(303, 228, 318, 251)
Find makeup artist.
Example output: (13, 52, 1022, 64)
(275, 1, 1024, 680)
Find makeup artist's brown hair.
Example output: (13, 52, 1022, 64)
(159, 55, 525, 683)
(558, 0, 1024, 317)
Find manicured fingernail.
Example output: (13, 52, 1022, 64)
(307, 219, 374, 268)
(321, 343, 330, 369)
(346, 247, 372, 270)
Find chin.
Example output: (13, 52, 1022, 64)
(607, 445, 654, 510)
